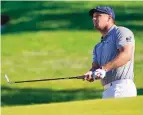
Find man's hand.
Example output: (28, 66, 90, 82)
(84, 71, 94, 82)
(92, 69, 106, 79)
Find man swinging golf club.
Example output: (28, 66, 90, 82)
(84, 6, 137, 98)
(3, 6, 137, 99)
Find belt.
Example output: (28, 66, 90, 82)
(104, 79, 133, 90)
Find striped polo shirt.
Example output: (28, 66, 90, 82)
(92, 25, 135, 86)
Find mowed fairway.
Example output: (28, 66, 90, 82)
(2, 96, 143, 115)
(1, 1, 143, 115)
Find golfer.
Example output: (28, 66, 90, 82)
(84, 6, 137, 98)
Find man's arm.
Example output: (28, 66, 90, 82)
(89, 62, 100, 72)
(102, 44, 133, 72)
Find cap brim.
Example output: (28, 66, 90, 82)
(89, 8, 108, 17)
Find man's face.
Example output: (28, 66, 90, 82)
(92, 12, 110, 30)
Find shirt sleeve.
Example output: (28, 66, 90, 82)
(92, 45, 98, 63)
(116, 27, 134, 49)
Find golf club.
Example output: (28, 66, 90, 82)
(4, 74, 85, 84)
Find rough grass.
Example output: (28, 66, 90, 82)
(1, 1, 143, 107)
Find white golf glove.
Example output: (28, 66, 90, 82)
(92, 69, 106, 79)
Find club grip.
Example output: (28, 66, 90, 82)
(76, 75, 85, 79)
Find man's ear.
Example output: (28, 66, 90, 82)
(107, 16, 110, 22)
(106, 16, 110, 24)
(108, 15, 112, 21)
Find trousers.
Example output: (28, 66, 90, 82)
(102, 79, 137, 99)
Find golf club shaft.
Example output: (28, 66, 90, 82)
(11, 75, 85, 84)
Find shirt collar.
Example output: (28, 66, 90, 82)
(101, 25, 116, 42)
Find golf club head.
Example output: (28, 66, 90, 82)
(4, 74, 13, 84)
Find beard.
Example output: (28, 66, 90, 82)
(93, 22, 100, 30)
(94, 23, 109, 34)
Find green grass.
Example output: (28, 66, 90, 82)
(1, 1, 143, 107)
(2, 96, 143, 115)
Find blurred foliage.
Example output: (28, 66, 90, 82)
(1, 1, 143, 33)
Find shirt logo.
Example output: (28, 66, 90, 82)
(126, 36, 132, 42)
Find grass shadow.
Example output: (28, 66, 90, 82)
(1, 1, 143, 34)
(1, 86, 102, 106)
(2, 86, 143, 107)
(137, 88, 143, 96)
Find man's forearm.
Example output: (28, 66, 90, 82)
(89, 67, 96, 72)
(102, 51, 131, 72)
(89, 62, 100, 72)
